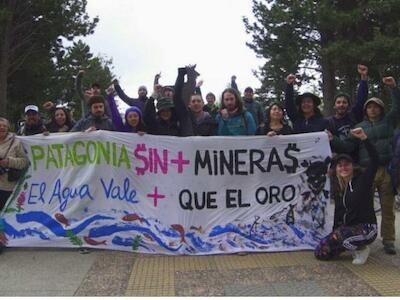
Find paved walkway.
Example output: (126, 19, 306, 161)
(1, 214, 399, 296)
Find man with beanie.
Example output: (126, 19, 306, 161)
(327, 64, 369, 140)
(71, 95, 115, 132)
(112, 79, 148, 112)
(331, 76, 400, 255)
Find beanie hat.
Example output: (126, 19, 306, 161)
(157, 97, 175, 111)
(138, 85, 147, 92)
(364, 97, 385, 111)
(125, 106, 143, 122)
(244, 87, 254, 93)
(161, 86, 175, 95)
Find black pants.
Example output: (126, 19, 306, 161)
(0, 190, 12, 211)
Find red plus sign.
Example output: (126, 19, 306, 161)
(146, 187, 165, 207)
(171, 151, 190, 173)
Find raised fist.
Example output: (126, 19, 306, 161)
(351, 127, 367, 140)
(186, 65, 200, 78)
(196, 80, 204, 88)
(155, 72, 161, 80)
(106, 85, 115, 96)
(383, 76, 396, 88)
(231, 75, 237, 81)
(286, 74, 296, 85)
(154, 84, 162, 93)
(358, 64, 368, 79)
(43, 101, 55, 111)
(220, 108, 229, 120)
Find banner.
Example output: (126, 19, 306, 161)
(1, 131, 333, 255)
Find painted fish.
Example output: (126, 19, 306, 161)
(237, 223, 246, 230)
(219, 243, 227, 252)
(189, 225, 204, 234)
(84, 236, 107, 246)
(143, 233, 154, 242)
(168, 241, 177, 247)
(171, 224, 186, 243)
(122, 214, 144, 223)
(55, 213, 70, 227)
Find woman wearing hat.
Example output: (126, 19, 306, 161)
(106, 86, 146, 133)
(315, 127, 378, 265)
(256, 102, 293, 136)
(285, 74, 329, 134)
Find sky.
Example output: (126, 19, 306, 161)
(84, 0, 263, 103)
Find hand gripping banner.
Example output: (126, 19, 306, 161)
(0, 131, 333, 255)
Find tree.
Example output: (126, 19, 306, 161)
(52, 40, 114, 117)
(0, 0, 98, 118)
(244, 0, 400, 115)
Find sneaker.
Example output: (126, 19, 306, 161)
(383, 242, 397, 255)
(352, 246, 370, 265)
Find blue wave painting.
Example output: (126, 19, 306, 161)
(3, 205, 326, 255)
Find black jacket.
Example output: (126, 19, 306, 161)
(144, 68, 193, 136)
(190, 111, 217, 136)
(333, 139, 378, 228)
(285, 84, 329, 133)
(70, 115, 115, 132)
(256, 123, 293, 135)
(114, 84, 148, 112)
(17, 120, 47, 136)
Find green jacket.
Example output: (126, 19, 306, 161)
(331, 87, 400, 167)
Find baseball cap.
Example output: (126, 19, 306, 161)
(24, 105, 39, 114)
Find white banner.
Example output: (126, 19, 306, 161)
(0, 131, 333, 255)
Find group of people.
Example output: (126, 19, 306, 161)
(0, 64, 399, 264)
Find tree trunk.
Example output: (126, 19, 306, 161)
(0, 1, 15, 116)
(0, 21, 11, 115)
(320, 55, 336, 117)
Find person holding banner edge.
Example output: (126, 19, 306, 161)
(315, 127, 378, 265)
(0, 117, 29, 211)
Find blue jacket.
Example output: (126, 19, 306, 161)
(216, 111, 256, 136)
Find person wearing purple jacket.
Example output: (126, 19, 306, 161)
(327, 64, 369, 141)
(106, 86, 146, 133)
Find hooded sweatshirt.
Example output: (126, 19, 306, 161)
(332, 139, 378, 228)
(0, 133, 28, 191)
(331, 87, 400, 167)
(107, 95, 145, 133)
